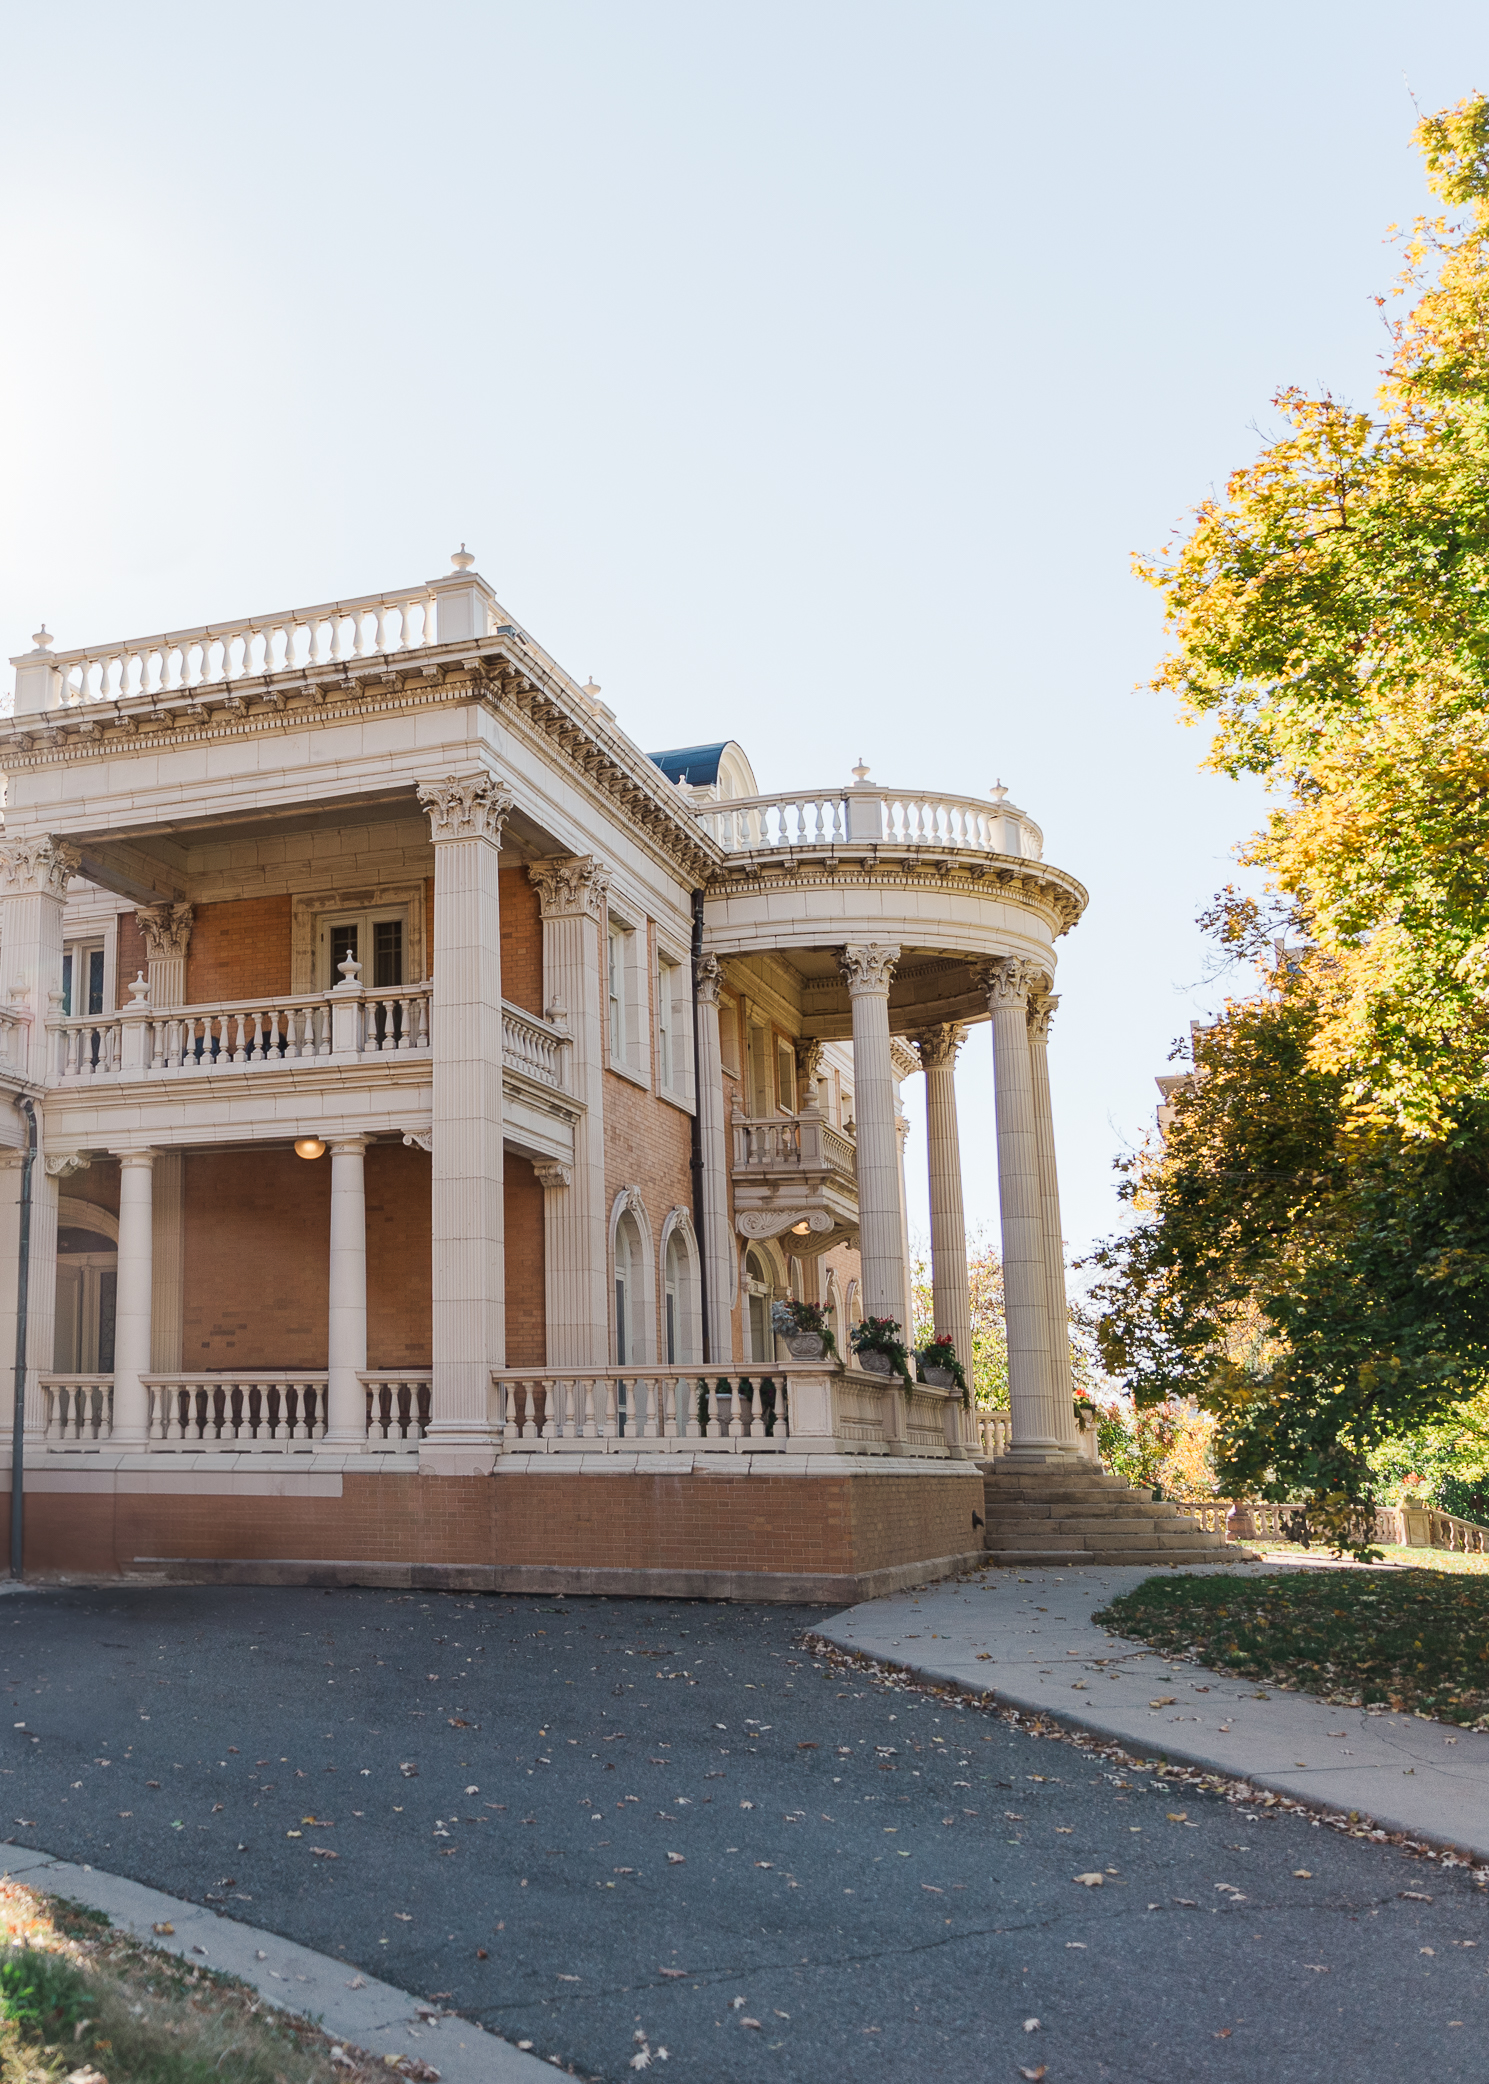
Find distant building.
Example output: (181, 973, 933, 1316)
(0, 552, 1088, 1595)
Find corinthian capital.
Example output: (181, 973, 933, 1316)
(135, 902, 195, 960)
(1027, 990, 1060, 1043)
(528, 854, 612, 920)
(913, 1021, 966, 1070)
(981, 955, 1038, 1013)
(838, 942, 900, 997)
(0, 836, 80, 898)
(417, 773, 514, 843)
(694, 952, 723, 1005)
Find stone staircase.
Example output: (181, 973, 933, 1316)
(981, 1459, 1253, 1568)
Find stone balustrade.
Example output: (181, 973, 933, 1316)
(731, 1111, 857, 1183)
(702, 786, 1043, 861)
(1177, 1497, 1489, 1553)
(143, 1375, 330, 1446)
(47, 985, 433, 1081)
(490, 1362, 977, 1457)
(37, 586, 441, 709)
(500, 1002, 571, 1091)
(363, 1371, 431, 1448)
(39, 1375, 114, 1444)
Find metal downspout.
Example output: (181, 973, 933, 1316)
(10, 1098, 36, 1581)
(689, 888, 711, 1365)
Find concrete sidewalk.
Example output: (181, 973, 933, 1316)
(0, 1846, 550, 2084)
(813, 1560, 1489, 1861)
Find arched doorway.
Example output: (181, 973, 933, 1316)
(54, 1199, 119, 1374)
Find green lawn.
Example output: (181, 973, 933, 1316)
(1095, 1568, 1489, 1725)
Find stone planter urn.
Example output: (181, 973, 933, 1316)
(857, 1349, 894, 1378)
(921, 1364, 955, 1390)
(1225, 1502, 1257, 1542)
(785, 1333, 827, 1360)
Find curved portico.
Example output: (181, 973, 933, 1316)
(698, 773, 1088, 1460)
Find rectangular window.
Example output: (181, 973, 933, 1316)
(318, 908, 407, 990)
(61, 942, 105, 1018)
(777, 1037, 797, 1114)
(719, 994, 740, 1077)
(656, 951, 690, 1099)
(746, 1023, 771, 1118)
(608, 921, 629, 1066)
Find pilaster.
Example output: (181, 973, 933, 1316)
(529, 856, 610, 1368)
(418, 772, 512, 1472)
(693, 954, 735, 1362)
(134, 903, 194, 1012)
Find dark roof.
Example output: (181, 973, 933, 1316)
(648, 743, 730, 788)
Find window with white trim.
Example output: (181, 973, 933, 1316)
(607, 912, 645, 1075)
(776, 1037, 797, 1114)
(745, 1020, 771, 1118)
(656, 950, 690, 1102)
(315, 905, 411, 989)
(61, 940, 105, 1018)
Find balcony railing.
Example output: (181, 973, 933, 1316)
(732, 1110, 856, 1184)
(700, 786, 1043, 861)
(500, 1002, 572, 1091)
(35, 585, 444, 709)
(36, 1371, 431, 1451)
(48, 984, 432, 1083)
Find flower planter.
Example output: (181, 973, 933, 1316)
(785, 1333, 827, 1361)
(921, 1365, 955, 1390)
(857, 1350, 894, 1378)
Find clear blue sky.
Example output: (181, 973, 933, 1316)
(2, 1, 1485, 1265)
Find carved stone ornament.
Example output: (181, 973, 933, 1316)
(0, 837, 81, 898)
(794, 1037, 825, 1085)
(982, 955, 1038, 1012)
(694, 952, 723, 1004)
(416, 773, 514, 843)
(1027, 991, 1060, 1043)
(533, 1161, 573, 1189)
(528, 854, 611, 920)
(618, 1183, 646, 1217)
(44, 1153, 92, 1178)
(135, 902, 195, 959)
(737, 1208, 834, 1240)
(837, 942, 901, 996)
(913, 1022, 966, 1070)
(401, 1132, 434, 1153)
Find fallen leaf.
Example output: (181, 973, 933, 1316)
(1304, 1964, 1330, 1973)
(1400, 1890, 1433, 1902)
(1073, 1872, 1103, 1888)
(659, 1968, 688, 1978)
(311, 1847, 339, 1859)
(346, 1976, 366, 1988)
(741, 2018, 762, 2029)
(394, 1912, 413, 1922)
(1293, 1870, 1312, 1879)
(797, 1742, 818, 1750)
(1019, 2068, 1046, 2081)
(152, 1922, 175, 1937)
(1214, 2028, 1232, 2039)
(1166, 1811, 1187, 1822)
(1023, 2017, 1040, 2032)
(666, 1852, 685, 1865)
(1149, 1697, 1176, 1708)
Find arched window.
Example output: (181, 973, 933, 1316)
(614, 1210, 644, 1365)
(845, 1276, 862, 1328)
(744, 1247, 774, 1364)
(661, 1215, 701, 1365)
(824, 1269, 842, 1353)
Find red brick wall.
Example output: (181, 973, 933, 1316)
(57, 1161, 120, 1222)
(183, 1147, 330, 1368)
(504, 1154, 546, 1368)
(500, 867, 544, 1016)
(115, 912, 146, 1006)
(186, 896, 293, 1004)
(366, 1142, 432, 1368)
(6, 1470, 977, 1580)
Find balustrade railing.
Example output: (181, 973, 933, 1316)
(0, 1007, 25, 1068)
(702, 787, 1043, 862)
(501, 1002, 570, 1091)
(48, 985, 431, 1081)
(43, 587, 442, 709)
(39, 1375, 114, 1444)
(143, 1375, 329, 1446)
(732, 1109, 857, 1182)
(362, 1372, 431, 1447)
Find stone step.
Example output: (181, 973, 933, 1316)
(983, 1546, 1250, 1569)
(988, 1515, 1223, 1541)
(985, 1496, 1187, 1520)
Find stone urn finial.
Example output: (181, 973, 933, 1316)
(30, 626, 53, 652)
(450, 543, 476, 572)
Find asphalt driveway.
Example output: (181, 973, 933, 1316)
(0, 1583, 1484, 2082)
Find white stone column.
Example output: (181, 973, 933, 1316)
(529, 857, 611, 1368)
(0, 836, 77, 1087)
(134, 903, 194, 1012)
(1028, 988, 1075, 1412)
(24, 1157, 62, 1442)
(915, 1024, 972, 1380)
(327, 1136, 369, 1446)
(112, 1151, 156, 1445)
(418, 773, 512, 1472)
(986, 959, 1077, 1456)
(838, 944, 905, 1326)
(694, 955, 734, 1363)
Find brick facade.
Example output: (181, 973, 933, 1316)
(504, 1153, 546, 1368)
(499, 866, 544, 1016)
(185, 895, 293, 1004)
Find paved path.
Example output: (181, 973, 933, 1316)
(0, 1580, 1486, 2082)
(1, 1844, 548, 2082)
(816, 1562, 1489, 1860)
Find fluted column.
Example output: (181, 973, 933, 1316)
(134, 902, 194, 1011)
(694, 955, 734, 1361)
(133, 914, 193, 1378)
(1028, 989, 1074, 1412)
(986, 959, 1077, 1456)
(839, 944, 904, 1325)
(529, 856, 611, 1367)
(112, 1151, 156, 1445)
(915, 1024, 972, 1379)
(327, 1136, 369, 1445)
(418, 773, 512, 1472)
(0, 836, 77, 1087)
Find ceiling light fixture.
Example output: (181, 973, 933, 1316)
(294, 1137, 326, 1160)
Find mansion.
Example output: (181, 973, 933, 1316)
(0, 553, 1097, 1597)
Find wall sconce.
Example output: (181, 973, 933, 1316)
(294, 1137, 327, 1160)
(791, 1220, 812, 1235)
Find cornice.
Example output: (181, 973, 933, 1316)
(706, 849, 1088, 936)
(0, 635, 720, 896)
